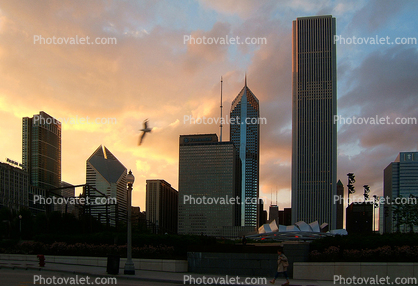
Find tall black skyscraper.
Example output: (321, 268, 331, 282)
(22, 111, 61, 189)
(291, 16, 337, 229)
(230, 78, 260, 227)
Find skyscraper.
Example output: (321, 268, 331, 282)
(258, 199, 267, 226)
(146, 179, 178, 234)
(86, 145, 127, 226)
(383, 152, 418, 233)
(291, 16, 337, 229)
(178, 134, 241, 236)
(0, 160, 47, 214)
(22, 111, 61, 189)
(278, 208, 292, 226)
(269, 204, 279, 222)
(230, 78, 260, 227)
(0, 161, 29, 210)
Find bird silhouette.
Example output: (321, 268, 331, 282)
(138, 119, 152, 145)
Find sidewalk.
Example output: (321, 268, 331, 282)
(0, 258, 343, 285)
(0, 258, 183, 283)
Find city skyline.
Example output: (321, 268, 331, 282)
(0, 1, 417, 212)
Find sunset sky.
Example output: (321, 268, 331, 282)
(0, 0, 417, 212)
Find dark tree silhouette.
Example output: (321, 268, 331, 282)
(393, 194, 418, 233)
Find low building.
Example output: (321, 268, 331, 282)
(0, 161, 29, 211)
(346, 202, 373, 234)
(146, 180, 178, 234)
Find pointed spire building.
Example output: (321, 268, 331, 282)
(86, 145, 127, 226)
(230, 77, 260, 227)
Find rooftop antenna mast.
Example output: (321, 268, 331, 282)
(276, 186, 278, 206)
(219, 76, 223, 142)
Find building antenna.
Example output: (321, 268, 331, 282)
(275, 186, 278, 206)
(270, 189, 272, 206)
(220, 76, 223, 142)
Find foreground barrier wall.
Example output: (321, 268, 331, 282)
(188, 244, 310, 277)
(0, 254, 188, 272)
(294, 262, 418, 283)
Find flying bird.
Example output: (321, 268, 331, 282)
(138, 119, 152, 146)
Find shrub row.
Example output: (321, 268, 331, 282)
(1, 241, 178, 259)
(310, 233, 418, 253)
(310, 245, 418, 262)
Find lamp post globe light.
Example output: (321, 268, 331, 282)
(124, 170, 135, 275)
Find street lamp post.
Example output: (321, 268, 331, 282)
(124, 170, 135, 275)
(19, 215, 22, 240)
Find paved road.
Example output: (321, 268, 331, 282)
(0, 268, 179, 286)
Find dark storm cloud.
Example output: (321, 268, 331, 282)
(337, 45, 418, 198)
(348, 0, 418, 32)
(339, 46, 418, 150)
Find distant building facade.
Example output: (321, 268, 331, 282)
(86, 145, 127, 226)
(146, 179, 178, 234)
(178, 134, 242, 236)
(0, 162, 29, 210)
(131, 207, 147, 231)
(230, 79, 260, 227)
(258, 199, 267, 226)
(291, 16, 338, 229)
(269, 205, 279, 222)
(58, 181, 76, 214)
(22, 111, 61, 189)
(0, 161, 47, 214)
(383, 152, 418, 233)
(28, 185, 47, 214)
(278, 208, 292, 226)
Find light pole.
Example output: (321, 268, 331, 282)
(124, 170, 135, 275)
(19, 215, 22, 240)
